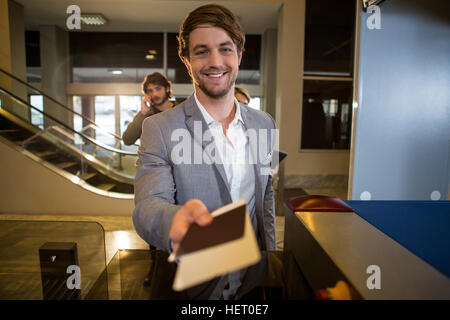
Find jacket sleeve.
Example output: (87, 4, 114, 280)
(132, 116, 181, 252)
(263, 174, 276, 251)
(263, 113, 277, 251)
(122, 111, 148, 146)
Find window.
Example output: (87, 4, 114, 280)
(120, 95, 141, 146)
(303, 0, 355, 76)
(70, 32, 164, 83)
(248, 97, 261, 111)
(237, 35, 262, 85)
(29, 95, 44, 129)
(25, 31, 41, 83)
(94, 96, 115, 146)
(300, 0, 355, 150)
(301, 80, 352, 149)
(73, 96, 83, 132)
(167, 33, 191, 84)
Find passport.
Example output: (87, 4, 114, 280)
(170, 200, 261, 291)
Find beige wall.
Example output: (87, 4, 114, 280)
(0, 141, 134, 216)
(7, 0, 29, 120)
(261, 28, 277, 117)
(8, 0, 26, 81)
(40, 25, 72, 127)
(0, 0, 29, 120)
(0, 0, 11, 73)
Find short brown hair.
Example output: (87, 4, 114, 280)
(177, 4, 245, 62)
(141, 72, 172, 97)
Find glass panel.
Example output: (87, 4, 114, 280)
(0, 220, 107, 300)
(25, 31, 41, 83)
(301, 80, 352, 149)
(94, 96, 115, 148)
(26, 67, 42, 84)
(167, 33, 192, 84)
(237, 35, 262, 85)
(120, 95, 141, 148)
(73, 96, 83, 132)
(70, 32, 164, 83)
(304, 0, 355, 76)
(0, 71, 137, 190)
(72, 67, 165, 83)
(20, 124, 136, 193)
(30, 95, 44, 129)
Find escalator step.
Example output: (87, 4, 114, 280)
(96, 183, 116, 191)
(35, 151, 59, 158)
(79, 172, 97, 180)
(56, 162, 78, 169)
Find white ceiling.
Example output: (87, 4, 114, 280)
(17, 0, 282, 34)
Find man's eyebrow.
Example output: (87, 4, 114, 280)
(192, 41, 234, 52)
(192, 44, 208, 52)
(219, 41, 234, 47)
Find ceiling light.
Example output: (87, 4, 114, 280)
(145, 55, 155, 60)
(148, 50, 157, 55)
(81, 14, 108, 26)
(110, 69, 123, 75)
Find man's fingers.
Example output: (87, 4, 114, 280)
(170, 209, 191, 243)
(169, 199, 213, 249)
(185, 199, 213, 226)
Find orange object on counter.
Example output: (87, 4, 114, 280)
(314, 280, 352, 300)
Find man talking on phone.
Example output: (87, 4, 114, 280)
(122, 72, 176, 146)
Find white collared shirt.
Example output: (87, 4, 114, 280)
(194, 93, 256, 300)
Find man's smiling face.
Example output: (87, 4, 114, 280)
(184, 25, 242, 99)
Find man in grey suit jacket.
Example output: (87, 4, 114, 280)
(133, 4, 277, 300)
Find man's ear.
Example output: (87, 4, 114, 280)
(238, 50, 243, 66)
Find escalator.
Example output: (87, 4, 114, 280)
(0, 68, 137, 197)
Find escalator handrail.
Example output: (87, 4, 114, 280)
(0, 87, 138, 156)
(0, 67, 138, 147)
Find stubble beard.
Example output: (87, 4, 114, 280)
(151, 91, 169, 109)
(195, 69, 238, 99)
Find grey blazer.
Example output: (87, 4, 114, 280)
(133, 94, 277, 253)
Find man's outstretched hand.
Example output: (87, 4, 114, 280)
(169, 199, 213, 253)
